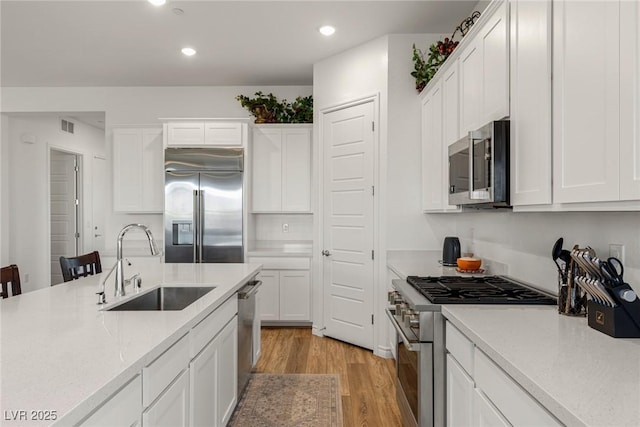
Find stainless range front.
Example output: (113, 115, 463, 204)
(385, 279, 445, 427)
(386, 275, 557, 427)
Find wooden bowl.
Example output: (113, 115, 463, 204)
(457, 257, 482, 270)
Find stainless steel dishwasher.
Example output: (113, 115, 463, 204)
(237, 279, 261, 398)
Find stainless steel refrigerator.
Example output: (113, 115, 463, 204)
(164, 147, 244, 263)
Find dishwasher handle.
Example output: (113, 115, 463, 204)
(238, 280, 262, 299)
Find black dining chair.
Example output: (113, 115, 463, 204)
(1, 264, 22, 298)
(59, 251, 103, 282)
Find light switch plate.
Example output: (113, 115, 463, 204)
(609, 244, 625, 264)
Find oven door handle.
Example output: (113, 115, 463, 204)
(385, 308, 425, 352)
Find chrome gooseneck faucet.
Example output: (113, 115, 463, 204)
(114, 223, 160, 297)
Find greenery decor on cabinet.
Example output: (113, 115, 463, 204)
(411, 10, 481, 93)
(235, 91, 313, 124)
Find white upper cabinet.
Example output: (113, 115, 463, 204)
(251, 125, 312, 212)
(422, 81, 444, 212)
(459, 0, 509, 136)
(442, 61, 461, 145)
(553, 0, 621, 203)
(620, 0, 640, 200)
(510, 0, 553, 206)
(113, 127, 164, 213)
(167, 121, 246, 147)
(553, 0, 640, 205)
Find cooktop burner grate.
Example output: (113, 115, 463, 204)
(406, 276, 557, 305)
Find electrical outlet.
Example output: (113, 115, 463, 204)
(282, 223, 289, 233)
(609, 244, 625, 263)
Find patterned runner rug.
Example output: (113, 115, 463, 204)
(229, 374, 343, 427)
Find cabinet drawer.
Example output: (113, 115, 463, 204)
(446, 322, 474, 376)
(143, 369, 189, 427)
(190, 295, 238, 358)
(143, 334, 189, 407)
(248, 256, 310, 270)
(79, 374, 141, 426)
(474, 349, 562, 426)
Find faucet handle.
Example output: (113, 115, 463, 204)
(96, 291, 107, 305)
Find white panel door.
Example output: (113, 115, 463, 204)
(421, 81, 444, 212)
(459, 40, 483, 135)
(257, 270, 279, 321)
(553, 0, 620, 203)
(143, 369, 189, 427)
(251, 128, 282, 212)
(282, 128, 311, 212)
(50, 150, 78, 285)
(279, 270, 310, 321)
(481, 0, 509, 123)
(142, 128, 164, 212)
(620, 0, 640, 200)
(446, 354, 474, 427)
(322, 101, 375, 350)
(510, 0, 552, 206)
(92, 156, 106, 253)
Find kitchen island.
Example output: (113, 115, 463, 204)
(0, 262, 261, 426)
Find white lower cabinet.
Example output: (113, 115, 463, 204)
(79, 375, 142, 427)
(249, 257, 311, 323)
(190, 316, 238, 427)
(472, 388, 510, 427)
(445, 321, 561, 426)
(446, 354, 473, 427)
(143, 370, 190, 427)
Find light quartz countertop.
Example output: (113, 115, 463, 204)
(387, 250, 640, 426)
(0, 263, 261, 426)
(246, 240, 312, 258)
(442, 305, 640, 427)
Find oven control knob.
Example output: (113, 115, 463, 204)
(396, 302, 406, 314)
(407, 314, 420, 329)
(388, 291, 401, 304)
(402, 308, 414, 322)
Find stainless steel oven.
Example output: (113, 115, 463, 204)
(385, 282, 445, 427)
(448, 120, 510, 207)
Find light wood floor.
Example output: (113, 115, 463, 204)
(254, 327, 403, 427)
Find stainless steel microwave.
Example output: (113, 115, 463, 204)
(448, 120, 510, 207)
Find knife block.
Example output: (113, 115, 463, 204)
(587, 300, 640, 338)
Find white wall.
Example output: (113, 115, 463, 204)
(4, 114, 104, 292)
(1, 85, 312, 270)
(252, 214, 313, 242)
(425, 210, 640, 294)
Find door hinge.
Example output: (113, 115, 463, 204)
(75, 199, 79, 206)
(371, 314, 374, 324)
(74, 165, 80, 172)
(371, 185, 375, 196)
(371, 250, 374, 260)
(372, 121, 375, 132)
(74, 232, 80, 239)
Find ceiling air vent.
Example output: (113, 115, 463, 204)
(61, 119, 75, 134)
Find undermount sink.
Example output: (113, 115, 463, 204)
(106, 286, 215, 311)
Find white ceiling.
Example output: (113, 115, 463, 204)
(1, 0, 478, 87)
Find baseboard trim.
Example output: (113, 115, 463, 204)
(375, 344, 393, 359)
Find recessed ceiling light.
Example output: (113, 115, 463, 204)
(148, 0, 166, 6)
(181, 47, 196, 56)
(319, 25, 336, 36)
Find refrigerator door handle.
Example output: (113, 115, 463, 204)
(193, 189, 199, 263)
(199, 191, 204, 264)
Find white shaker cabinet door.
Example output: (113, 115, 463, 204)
(257, 270, 279, 321)
(279, 270, 311, 321)
(620, 0, 640, 200)
(510, 0, 552, 206)
(203, 122, 243, 146)
(167, 122, 205, 146)
(251, 128, 282, 211)
(472, 388, 511, 427)
(553, 0, 620, 203)
(459, 39, 483, 135)
(282, 128, 311, 212)
(481, 0, 509, 124)
(442, 61, 461, 146)
(446, 354, 474, 427)
(421, 81, 444, 212)
(214, 317, 238, 426)
(143, 369, 189, 427)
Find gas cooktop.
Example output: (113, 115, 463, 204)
(406, 275, 557, 305)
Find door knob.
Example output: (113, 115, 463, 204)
(322, 250, 332, 257)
